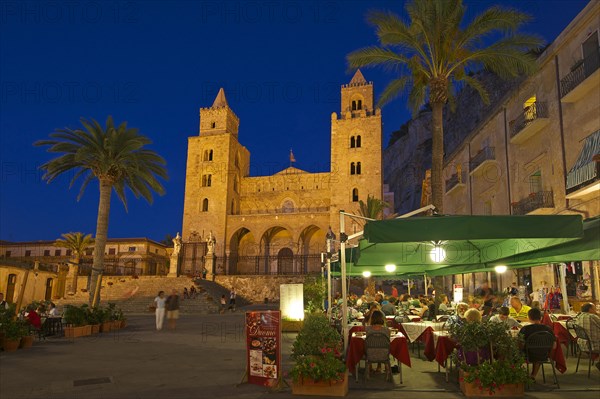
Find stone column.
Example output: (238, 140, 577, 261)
(167, 255, 179, 277)
(206, 253, 216, 281)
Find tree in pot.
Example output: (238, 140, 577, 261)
(63, 305, 88, 338)
(1, 319, 29, 352)
(449, 319, 528, 396)
(289, 314, 347, 397)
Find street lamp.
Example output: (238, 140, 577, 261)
(325, 227, 336, 320)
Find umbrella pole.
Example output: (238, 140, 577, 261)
(408, 279, 411, 296)
(559, 263, 571, 314)
(424, 274, 428, 296)
(340, 211, 348, 353)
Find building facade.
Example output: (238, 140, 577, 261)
(181, 70, 385, 275)
(441, 1, 600, 307)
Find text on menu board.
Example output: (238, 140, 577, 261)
(246, 310, 281, 387)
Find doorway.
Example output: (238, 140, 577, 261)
(6, 274, 17, 303)
(44, 278, 53, 301)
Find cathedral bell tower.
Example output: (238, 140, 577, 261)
(329, 70, 383, 233)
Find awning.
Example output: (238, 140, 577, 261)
(342, 215, 583, 276)
(566, 129, 600, 191)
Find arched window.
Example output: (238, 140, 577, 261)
(202, 198, 209, 212)
(211, 122, 216, 128)
(356, 135, 362, 148)
(203, 150, 208, 161)
(351, 101, 357, 111)
(202, 174, 212, 187)
(350, 136, 356, 148)
(208, 149, 213, 161)
(350, 162, 356, 175)
(231, 200, 235, 215)
(352, 188, 359, 202)
(233, 178, 238, 193)
(356, 162, 361, 175)
(357, 100, 362, 110)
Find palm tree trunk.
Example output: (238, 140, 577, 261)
(431, 101, 444, 213)
(67, 255, 79, 295)
(89, 178, 112, 306)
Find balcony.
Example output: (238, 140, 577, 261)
(469, 147, 496, 176)
(560, 49, 600, 102)
(566, 130, 600, 199)
(511, 191, 554, 215)
(445, 172, 467, 194)
(509, 102, 549, 144)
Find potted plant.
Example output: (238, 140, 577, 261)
(1, 319, 28, 352)
(63, 305, 88, 338)
(289, 314, 348, 397)
(450, 320, 528, 396)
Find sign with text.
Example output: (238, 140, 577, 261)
(280, 283, 304, 321)
(453, 284, 463, 303)
(246, 310, 281, 387)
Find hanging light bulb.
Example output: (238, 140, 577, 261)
(385, 264, 396, 273)
(362, 271, 371, 278)
(495, 265, 508, 273)
(430, 244, 446, 263)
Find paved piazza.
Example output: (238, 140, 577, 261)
(1, 306, 598, 399)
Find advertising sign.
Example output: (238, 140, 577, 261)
(246, 310, 281, 387)
(453, 284, 463, 303)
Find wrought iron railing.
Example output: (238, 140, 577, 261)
(470, 147, 495, 172)
(560, 48, 600, 98)
(181, 254, 323, 276)
(510, 102, 548, 138)
(511, 191, 554, 215)
(236, 206, 329, 216)
(445, 172, 467, 192)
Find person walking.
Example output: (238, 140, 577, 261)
(228, 288, 237, 312)
(154, 291, 167, 331)
(165, 289, 180, 330)
(220, 294, 227, 314)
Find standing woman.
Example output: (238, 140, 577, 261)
(154, 291, 167, 331)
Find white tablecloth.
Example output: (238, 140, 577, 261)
(401, 321, 445, 342)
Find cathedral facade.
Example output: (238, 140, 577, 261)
(181, 70, 383, 275)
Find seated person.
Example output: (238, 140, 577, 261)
(448, 302, 470, 326)
(464, 308, 482, 323)
(419, 299, 436, 321)
(365, 310, 390, 373)
(481, 305, 493, 321)
(362, 302, 381, 326)
(575, 303, 600, 371)
(26, 306, 42, 330)
(489, 306, 520, 329)
(438, 294, 450, 313)
(519, 307, 556, 380)
(47, 303, 60, 318)
(381, 297, 397, 316)
(509, 296, 531, 321)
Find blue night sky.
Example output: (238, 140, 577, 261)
(0, 0, 589, 243)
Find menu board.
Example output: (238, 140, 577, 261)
(280, 283, 304, 321)
(453, 284, 463, 303)
(246, 310, 281, 387)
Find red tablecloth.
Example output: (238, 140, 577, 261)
(553, 321, 575, 346)
(346, 334, 411, 375)
(551, 339, 567, 373)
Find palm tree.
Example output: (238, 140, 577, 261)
(55, 232, 94, 295)
(36, 116, 168, 307)
(348, 0, 542, 213)
(357, 195, 394, 223)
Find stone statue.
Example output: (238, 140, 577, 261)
(172, 232, 182, 256)
(206, 232, 216, 255)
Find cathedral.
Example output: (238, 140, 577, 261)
(180, 70, 384, 275)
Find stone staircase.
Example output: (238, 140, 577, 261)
(193, 279, 251, 308)
(56, 276, 223, 314)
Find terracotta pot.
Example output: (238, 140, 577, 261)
(100, 322, 112, 333)
(91, 324, 100, 334)
(2, 338, 21, 352)
(83, 325, 92, 336)
(291, 371, 348, 397)
(110, 320, 120, 330)
(19, 335, 34, 349)
(459, 370, 524, 397)
(64, 326, 86, 338)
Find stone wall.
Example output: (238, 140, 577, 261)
(214, 275, 309, 303)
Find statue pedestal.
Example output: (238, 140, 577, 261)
(168, 255, 179, 278)
(206, 253, 215, 280)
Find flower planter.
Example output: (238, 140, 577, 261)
(91, 324, 100, 334)
(118, 320, 127, 329)
(111, 320, 120, 330)
(64, 325, 87, 338)
(100, 322, 112, 333)
(459, 370, 524, 397)
(292, 371, 348, 397)
(83, 325, 92, 336)
(2, 338, 20, 352)
(19, 335, 34, 349)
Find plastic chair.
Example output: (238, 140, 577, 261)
(572, 323, 600, 378)
(364, 331, 393, 382)
(524, 331, 559, 387)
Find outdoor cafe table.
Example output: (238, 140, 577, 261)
(424, 331, 457, 366)
(399, 320, 446, 343)
(345, 328, 411, 377)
